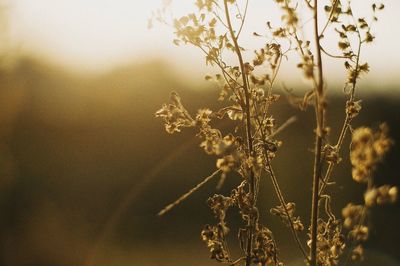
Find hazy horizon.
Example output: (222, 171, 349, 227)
(2, 0, 400, 88)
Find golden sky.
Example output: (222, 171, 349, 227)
(6, 0, 400, 86)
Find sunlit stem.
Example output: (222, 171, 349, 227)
(223, 1, 255, 265)
(310, 0, 325, 265)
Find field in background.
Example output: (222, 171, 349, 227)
(0, 57, 399, 265)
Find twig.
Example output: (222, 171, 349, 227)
(223, 1, 256, 265)
(269, 116, 297, 138)
(158, 169, 221, 216)
(236, 0, 249, 39)
(319, 31, 363, 196)
(319, 0, 340, 38)
(310, 0, 325, 265)
(229, 256, 246, 266)
(265, 155, 310, 262)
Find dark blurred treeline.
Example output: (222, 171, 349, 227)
(0, 57, 399, 265)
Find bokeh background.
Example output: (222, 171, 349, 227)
(0, 1, 399, 265)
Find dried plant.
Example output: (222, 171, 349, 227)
(152, 0, 396, 265)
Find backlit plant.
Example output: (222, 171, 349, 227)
(152, 0, 396, 265)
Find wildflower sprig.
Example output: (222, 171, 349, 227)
(341, 123, 396, 263)
(153, 0, 397, 265)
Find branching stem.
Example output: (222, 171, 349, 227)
(319, 34, 363, 196)
(223, 1, 255, 265)
(310, 0, 325, 265)
(265, 155, 309, 262)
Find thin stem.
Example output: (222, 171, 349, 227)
(158, 169, 221, 216)
(229, 257, 246, 266)
(269, 116, 297, 139)
(223, 1, 255, 265)
(310, 0, 325, 265)
(343, 206, 367, 266)
(318, 115, 349, 196)
(319, 0, 340, 38)
(253, 102, 306, 261)
(320, 45, 351, 59)
(223, 0, 253, 157)
(265, 155, 310, 262)
(304, 0, 314, 9)
(252, 52, 283, 139)
(236, 0, 249, 39)
(319, 37, 363, 196)
(195, 43, 247, 108)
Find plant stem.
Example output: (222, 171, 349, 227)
(310, 0, 325, 265)
(265, 155, 309, 262)
(223, 1, 255, 265)
(319, 39, 363, 196)
(158, 169, 222, 216)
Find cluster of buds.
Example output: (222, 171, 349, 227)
(350, 124, 392, 183)
(342, 203, 363, 229)
(308, 218, 345, 265)
(323, 144, 341, 164)
(345, 100, 362, 120)
(344, 124, 396, 262)
(350, 244, 364, 261)
(349, 225, 369, 241)
(342, 203, 368, 259)
(270, 202, 304, 231)
(207, 194, 234, 222)
(231, 182, 257, 223)
(364, 185, 398, 207)
(201, 224, 230, 262)
(252, 227, 281, 266)
(155, 92, 195, 133)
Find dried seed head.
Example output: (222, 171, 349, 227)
(216, 155, 236, 173)
(271, 202, 304, 232)
(201, 224, 230, 262)
(364, 185, 398, 207)
(349, 225, 369, 241)
(155, 92, 195, 133)
(346, 100, 362, 119)
(342, 203, 363, 229)
(352, 127, 373, 145)
(350, 125, 393, 183)
(351, 245, 364, 261)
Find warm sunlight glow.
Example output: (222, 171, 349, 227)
(9, 0, 176, 71)
(7, 0, 400, 84)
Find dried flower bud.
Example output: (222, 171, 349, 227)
(342, 203, 363, 229)
(352, 127, 373, 145)
(207, 194, 234, 221)
(271, 202, 304, 231)
(346, 100, 362, 119)
(227, 105, 243, 121)
(324, 145, 341, 164)
(349, 225, 369, 241)
(350, 125, 392, 184)
(196, 108, 213, 125)
(389, 186, 398, 202)
(155, 92, 195, 134)
(244, 62, 254, 75)
(364, 185, 397, 207)
(351, 245, 364, 261)
(216, 155, 236, 173)
(352, 167, 369, 183)
(201, 224, 230, 262)
(364, 188, 378, 207)
(376, 185, 398, 205)
(252, 227, 280, 265)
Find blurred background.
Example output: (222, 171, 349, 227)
(0, 0, 399, 265)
